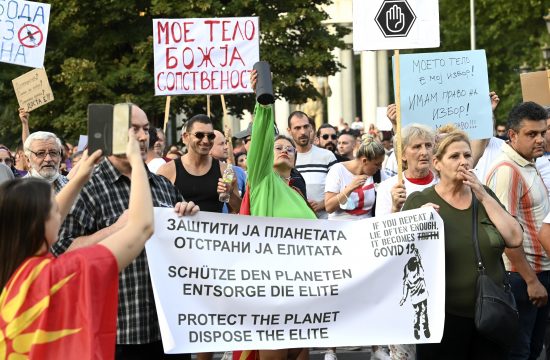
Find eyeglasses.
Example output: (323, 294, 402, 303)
(321, 134, 337, 140)
(0, 158, 13, 166)
(28, 150, 61, 159)
(274, 145, 296, 154)
(189, 132, 216, 141)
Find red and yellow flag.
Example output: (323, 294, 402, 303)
(0, 245, 118, 359)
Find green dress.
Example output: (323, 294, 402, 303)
(402, 186, 506, 317)
(247, 103, 316, 219)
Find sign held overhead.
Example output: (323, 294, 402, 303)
(153, 17, 259, 96)
(0, 0, 50, 68)
(353, 0, 439, 51)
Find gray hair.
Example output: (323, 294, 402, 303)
(398, 123, 436, 154)
(24, 131, 62, 158)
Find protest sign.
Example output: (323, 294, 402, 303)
(394, 50, 492, 139)
(0, 0, 50, 68)
(153, 17, 259, 96)
(146, 208, 445, 353)
(12, 68, 53, 111)
(353, 0, 439, 51)
(520, 70, 550, 106)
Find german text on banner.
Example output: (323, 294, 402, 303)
(153, 17, 259, 96)
(352, 0, 439, 51)
(146, 207, 445, 353)
(0, 0, 50, 68)
(393, 49, 493, 140)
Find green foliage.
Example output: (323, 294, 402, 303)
(436, 0, 549, 124)
(0, 0, 347, 146)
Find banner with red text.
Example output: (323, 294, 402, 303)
(153, 17, 259, 95)
(146, 207, 445, 353)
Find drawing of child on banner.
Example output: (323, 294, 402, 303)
(399, 246, 430, 340)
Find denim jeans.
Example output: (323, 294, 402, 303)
(508, 271, 550, 360)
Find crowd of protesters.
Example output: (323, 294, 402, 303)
(1, 70, 550, 360)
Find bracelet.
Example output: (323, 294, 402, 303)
(337, 192, 348, 205)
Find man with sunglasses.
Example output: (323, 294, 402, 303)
(158, 114, 241, 214)
(316, 124, 347, 162)
(23, 131, 68, 193)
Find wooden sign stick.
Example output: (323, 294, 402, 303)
(394, 49, 403, 184)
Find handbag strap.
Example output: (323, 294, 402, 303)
(471, 192, 485, 272)
(471, 191, 512, 288)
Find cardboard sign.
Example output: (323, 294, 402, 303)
(153, 17, 259, 96)
(146, 208, 445, 353)
(376, 106, 393, 131)
(520, 70, 550, 106)
(394, 50, 493, 140)
(12, 68, 54, 111)
(353, 0, 439, 51)
(0, 0, 50, 68)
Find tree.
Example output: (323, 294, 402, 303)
(0, 0, 348, 147)
(436, 0, 549, 124)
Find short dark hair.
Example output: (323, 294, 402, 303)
(148, 126, 159, 149)
(287, 111, 310, 129)
(316, 124, 337, 138)
(507, 102, 548, 132)
(0, 178, 52, 288)
(185, 114, 213, 132)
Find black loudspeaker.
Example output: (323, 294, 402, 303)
(253, 61, 275, 105)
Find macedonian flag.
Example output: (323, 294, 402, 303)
(0, 244, 118, 359)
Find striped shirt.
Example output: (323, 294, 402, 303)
(295, 145, 337, 219)
(52, 158, 183, 344)
(485, 144, 550, 272)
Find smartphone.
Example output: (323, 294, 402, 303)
(87, 104, 113, 155)
(87, 103, 131, 156)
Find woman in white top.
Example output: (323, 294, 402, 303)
(325, 135, 386, 220)
(376, 124, 438, 217)
(374, 124, 437, 360)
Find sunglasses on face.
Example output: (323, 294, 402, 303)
(0, 158, 13, 166)
(243, 137, 251, 144)
(274, 145, 296, 154)
(321, 134, 337, 140)
(189, 132, 216, 141)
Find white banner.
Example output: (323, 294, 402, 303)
(353, 0, 439, 51)
(0, 0, 50, 68)
(146, 208, 445, 354)
(153, 17, 259, 96)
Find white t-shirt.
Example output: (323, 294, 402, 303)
(296, 145, 337, 219)
(147, 157, 166, 173)
(475, 137, 505, 182)
(325, 162, 387, 220)
(375, 172, 439, 216)
(383, 151, 398, 178)
(536, 153, 550, 200)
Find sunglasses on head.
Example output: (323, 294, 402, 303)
(321, 134, 337, 140)
(189, 132, 216, 141)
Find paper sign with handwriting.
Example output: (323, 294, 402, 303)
(12, 68, 54, 111)
(394, 50, 492, 140)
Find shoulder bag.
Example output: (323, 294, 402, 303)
(472, 193, 519, 348)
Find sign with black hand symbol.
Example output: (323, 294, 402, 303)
(353, 0, 439, 51)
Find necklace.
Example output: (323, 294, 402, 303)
(280, 174, 291, 182)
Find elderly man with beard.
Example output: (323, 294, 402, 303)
(52, 104, 199, 360)
(316, 124, 347, 162)
(24, 131, 68, 193)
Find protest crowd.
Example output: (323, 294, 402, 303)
(2, 3, 550, 360)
